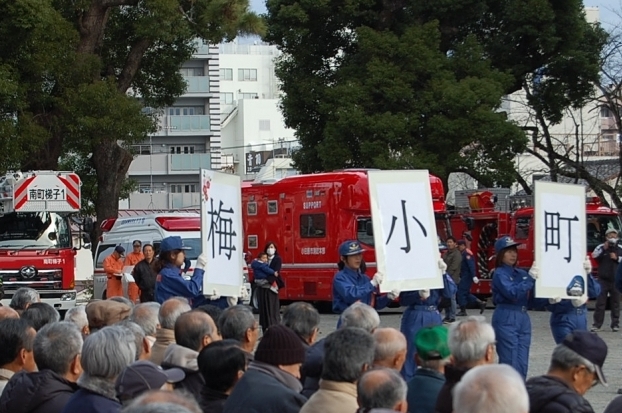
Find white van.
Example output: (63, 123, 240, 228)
(92, 212, 249, 303)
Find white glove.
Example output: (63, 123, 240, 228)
(472, 277, 480, 285)
(528, 264, 539, 280)
(438, 256, 448, 272)
(571, 295, 588, 307)
(419, 289, 430, 300)
(583, 256, 592, 276)
(548, 296, 562, 304)
(196, 253, 207, 270)
(371, 272, 384, 287)
(387, 289, 400, 301)
(208, 295, 221, 300)
(239, 285, 250, 300)
(227, 296, 239, 307)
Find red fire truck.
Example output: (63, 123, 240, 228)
(448, 189, 622, 297)
(0, 171, 87, 310)
(242, 170, 448, 303)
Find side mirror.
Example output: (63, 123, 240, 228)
(366, 222, 374, 236)
(83, 243, 92, 250)
(48, 232, 57, 241)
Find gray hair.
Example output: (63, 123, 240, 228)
(322, 327, 375, 383)
(9, 288, 40, 311)
(373, 328, 407, 364)
(122, 404, 193, 413)
(34, 321, 83, 375)
(159, 298, 191, 330)
(550, 344, 596, 373)
(21, 302, 60, 331)
(118, 320, 146, 361)
(282, 302, 320, 341)
(124, 389, 202, 413)
(218, 305, 255, 342)
(65, 306, 88, 330)
(453, 364, 529, 413)
(130, 302, 161, 336)
(108, 296, 134, 308)
(357, 368, 408, 410)
(340, 302, 380, 333)
(420, 357, 450, 370)
(80, 326, 136, 380)
(448, 316, 495, 366)
(175, 311, 214, 351)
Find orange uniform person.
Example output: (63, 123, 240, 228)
(124, 240, 145, 303)
(103, 246, 125, 298)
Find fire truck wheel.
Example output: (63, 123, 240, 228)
(250, 289, 259, 312)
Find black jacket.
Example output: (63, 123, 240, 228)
(300, 338, 325, 398)
(0, 370, 79, 413)
(161, 362, 205, 400)
(434, 364, 470, 413)
(526, 375, 594, 413)
(200, 387, 228, 413)
(593, 243, 622, 281)
(133, 259, 157, 302)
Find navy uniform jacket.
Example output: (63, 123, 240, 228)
(332, 267, 390, 314)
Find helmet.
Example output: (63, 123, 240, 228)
(494, 235, 521, 254)
(339, 240, 365, 256)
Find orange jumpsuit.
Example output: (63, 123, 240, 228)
(103, 254, 124, 298)
(125, 252, 145, 303)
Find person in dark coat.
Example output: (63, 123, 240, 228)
(198, 340, 247, 413)
(132, 244, 158, 303)
(222, 325, 307, 413)
(406, 326, 449, 413)
(254, 242, 283, 331)
(526, 331, 607, 413)
(592, 228, 622, 331)
(115, 361, 185, 405)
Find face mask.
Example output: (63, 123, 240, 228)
(609, 238, 619, 244)
(267, 247, 276, 256)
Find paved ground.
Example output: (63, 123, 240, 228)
(309, 304, 622, 413)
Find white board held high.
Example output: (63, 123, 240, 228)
(368, 170, 443, 293)
(200, 169, 244, 298)
(534, 181, 586, 299)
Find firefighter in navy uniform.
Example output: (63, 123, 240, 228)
(456, 240, 486, 316)
(332, 240, 398, 314)
(592, 228, 622, 332)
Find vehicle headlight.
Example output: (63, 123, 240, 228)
(61, 292, 76, 301)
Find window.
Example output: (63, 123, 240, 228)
(601, 106, 612, 118)
(300, 214, 326, 238)
(220, 68, 233, 80)
(514, 217, 531, 240)
(357, 218, 374, 246)
(248, 235, 258, 249)
(267, 201, 278, 215)
(131, 145, 151, 155)
(247, 202, 257, 216)
(168, 107, 204, 116)
(240, 93, 258, 100)
(238, 68, 257, 81)
(95, 244, 116, 268)
(180, 68, 204, 76)
(220, 93, 234, 105)
(184, 184, 196, 193)
(259, 120, 270, 131)
(170, 185, 182, 193)
(170, 146, 195, 154)
(138, 184, 152, 194)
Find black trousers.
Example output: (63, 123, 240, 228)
(593, 278, 620, 328)
(257, 287, 280, 331)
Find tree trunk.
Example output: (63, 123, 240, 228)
(91, 140, 133, 245)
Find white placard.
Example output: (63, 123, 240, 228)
(535, 181, 586, 298)
(368, 170, 443, 293)
(200, 169, 243, 298)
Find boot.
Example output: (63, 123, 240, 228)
(478, 299, 487, 314)
(456, 307, 468, 317)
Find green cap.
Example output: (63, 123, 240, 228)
(415, 325, 450, 361)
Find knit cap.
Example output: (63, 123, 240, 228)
(254, 325, 305, 366)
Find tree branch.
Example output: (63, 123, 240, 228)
(117, 38, 152, 93)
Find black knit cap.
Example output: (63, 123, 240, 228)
(254, 325, 306, 366)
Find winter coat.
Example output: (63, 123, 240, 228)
(299, 380, 358, 413)
(0, 370, 79, 413)
(526, 375, 594, 413)
(593, 242, 622, 281)
(407, 368, 445, 413)
(443, 248, 462, 282)
(155, 264, 206, 308)
(149, 327, 176, 366)
(161, 343, 205, 400)
(300, 338, 326, 398)
(332, 267, 390, 314)
(61, 384, 121, 413)
(200, 387, 228, 413)
(435, 364, 470, 413)
(132, 259, 157, 302)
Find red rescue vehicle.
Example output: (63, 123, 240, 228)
(448, 189, 622, 297)
(0, 171, 88, 310)
(242, 170, 449, 303)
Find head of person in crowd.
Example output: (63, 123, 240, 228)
(65, 305, 90, 336)
(322, 327, 375, 384)
(453, 364, 529, 413)
(174, 311, 220, 352)
(448, 316, 496, 368)
(159, 298, 191, 331)
(9, 287, 40, 314)
(123, 389, 203, 413)
(357, 368, 408, 413)
(109, 296, 135, 308)
(21, 302, 60, 331)
(545, 331, 608, 395)
(0, 306, 19, 320)
(337, 240, 365, 271)
(494, 236, 521, 268)
(143, 243, 155, 262)
(86, 299, 132, 333)
(198, 339, 247, 396)
(446, 236, 457, 250)
(130, 302, 161, 346)
(457, 239, 467, 252)
(78, 325, 136, 399)
(373, 328, 407, 371)
(254, 324, 306, 379)
(282, 301, 320, 346)
(218, 305, 259, 354)
(195, 304, 224, 337)
(119, 319, 150, 361)
(415, 325, 451, 373)
(0, 318, 37, 376)
(340, 302, 380, 333)
(115, 360, 185, 405)
(34, 321, 84, 382)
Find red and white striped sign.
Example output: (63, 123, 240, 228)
(13, 172, 81, 212)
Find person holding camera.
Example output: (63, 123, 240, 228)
(591, 228, 622, 332)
